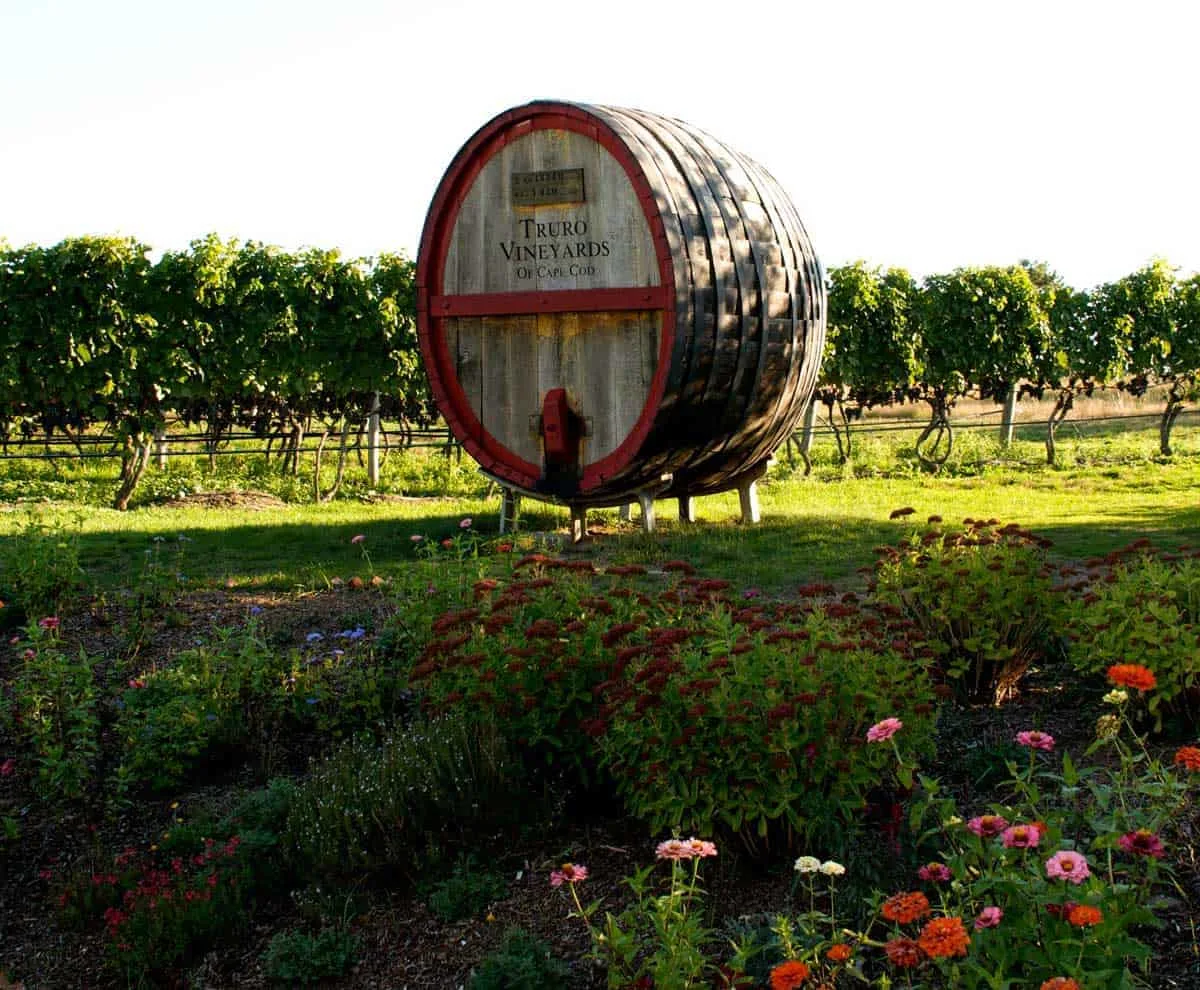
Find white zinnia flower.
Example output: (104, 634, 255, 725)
(820, 860, 845, 876)
(794, 855, 821, 873)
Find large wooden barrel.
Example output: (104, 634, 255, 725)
(416, 101, 825, 506)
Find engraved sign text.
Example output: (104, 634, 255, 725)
(511, 168, 586, 207)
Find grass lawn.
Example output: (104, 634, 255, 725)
(2, 450, 1197, 598)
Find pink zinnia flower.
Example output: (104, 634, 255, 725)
(1118, 829, 1165, 858)
(656, 839, 691, 860)
(967, 815, 1009, 838)
(350, 534, 366, 544)
(459, 518, 473, 529)
(1001, 824, 1041, 849)
(918, 862, 952, 882)
(1016, 730, 1055, 751)
(1045, 850, 1091, 884)
(867, 717, 903, 743)
(685, 837, 718, 858)
(38, 616, 60, 630)
(550, 863, 588, 887)
(974, 906, 1003, 929)
(0, 758, 15, 777)
(410, 534, 424, 542)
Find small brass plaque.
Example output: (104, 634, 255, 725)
(511, 168, 586, 207)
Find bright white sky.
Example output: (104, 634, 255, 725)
(2, 0, 1197, 290)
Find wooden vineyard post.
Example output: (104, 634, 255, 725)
(499, 488, 520, 534)
(739, 480, 761, 525)
(999, 387, 1018, 447)
(367, 392, 382, 487)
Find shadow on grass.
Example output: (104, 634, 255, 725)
(65, 494, 1200, 599)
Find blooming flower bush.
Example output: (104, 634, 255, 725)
(54, 832, 253, 977)
(597, 599, 937, 853)
(871, 519, 1059, 703)
(758, 703, 1194, 987)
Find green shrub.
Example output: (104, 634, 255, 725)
(469, 928, 570, 990)
(4, 619, 99, 801)
(596, 599, 938, 854)
(426, 855, 508, 921)
(114, 619, 407, 792)
(262, 927, 360, 986)
(0, 513, 83, 624)
(1065, 547, 1200, 732)
(870, 519, 1060, 703)
(285, 715, 529, 880)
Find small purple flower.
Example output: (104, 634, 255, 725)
(306, 632, 323, 643)
(249, 606, 264, 616)
(337, 627, 366, 640)
(742, 588, 762, 600)
(305, 697, 319, 705)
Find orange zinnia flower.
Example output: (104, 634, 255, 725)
(1174, 746, 1200, 771)
(1067, 904, 1103, 927)
(917, 916, 971, 958)
(769, 959, 810, 989)
(826, 943, 853, 963)
(1106, 663, 1157, 691)
(882, 891, 932, 924)
(1040, 979, 1082, 990)
(883, 937, 925, 968)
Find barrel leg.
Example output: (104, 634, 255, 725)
(618, 504, 632, 522)
(570, 505, 588, 543)
(678, 495, 695, 523)
(738, 480, 761, 524)
(499, 488, 520, 534)
(637, 492, 656, 534)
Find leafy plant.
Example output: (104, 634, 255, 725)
(114, 618, 405, 792)
(1064, 546, 1200, 732)
(553, 838, 725, 990)
(4, 618, 99, 802)
(871, 519, 1060, 704)
(597, 598, 938, 854)
(469, 928, 570, 990)
(53, 833, 256, 978)
(262, 927, 360, 986)
(0, 514, 83, 624)
(426, 855, 508, 921)
(406, 560, 674, 782)
(285, 715, 530, 880)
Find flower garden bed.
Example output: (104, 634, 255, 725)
(2, 519, 1200, 988)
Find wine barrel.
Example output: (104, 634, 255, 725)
(416, 101, 825, 510)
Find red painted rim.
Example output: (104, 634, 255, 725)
(416, 101, 676, 493)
